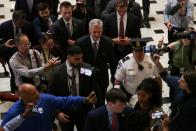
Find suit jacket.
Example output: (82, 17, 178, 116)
(76, 35, 117, 90)
(50, 17, 85, 54)
(14, 0, 40, 21)
(86, 0, 109, 18)
(84, 105, 133, 131)
(102, 0, 142, 25)
(103, 12, 141, 60)
(33, 15, 57, 40)
(0, 20, 34, 60)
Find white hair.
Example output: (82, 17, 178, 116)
(89, 19, 103, 29)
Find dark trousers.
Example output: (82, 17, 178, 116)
(59, 107, 91, 131)
(142, 0, 150, 21)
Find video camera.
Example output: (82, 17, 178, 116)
(172, 27, 196, 40)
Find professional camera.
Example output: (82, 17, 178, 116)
(144, 45, 161, 54)
(76, 1, 86, 7)
(172, 27, 196, 40)
(173, 31, 196, 40)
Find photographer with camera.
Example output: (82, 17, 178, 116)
(163, 0, 194, 66)
(73, 0, 97, 33)
(114, 40, 162, 107)
(151, 54, 196, 131)
(159, 27, 196, 77)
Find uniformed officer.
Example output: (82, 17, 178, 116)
(114, 40, 162, 105)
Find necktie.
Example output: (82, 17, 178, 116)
(67, 22, 71, 38)
(71, 68, 77, 96)
(119, 16, 124, 38)
(92, 42, 98, 60)
(27, 0, 33, 12)
(111, 113, 118, 131)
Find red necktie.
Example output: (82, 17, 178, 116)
(119, 16, 124, 39)
(111, 113, 118, 131)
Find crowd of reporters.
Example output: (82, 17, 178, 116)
(0, 0, 196, 131)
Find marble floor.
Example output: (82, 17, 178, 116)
(0, 0, 196, 129)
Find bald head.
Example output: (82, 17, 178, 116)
(19, 83, 39, 104)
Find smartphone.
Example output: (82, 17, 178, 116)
(151, 111, 163, 119)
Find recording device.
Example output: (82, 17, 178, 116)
(173, 29, 196, 40)
(79, 62, 97, 76)
(144, 45, 157, 54)
(151, 111, 164, 119)
(32, 105, 44, 114)
(76, 1, 86, 7)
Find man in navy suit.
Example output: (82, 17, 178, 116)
(84, 88, 133, 131)
(14, 0, 39, 21)
(50, 1, 85, 56)
(77, 19, 117, 105)
(33, 2, 57, 40)
(103, 0, 141, 61)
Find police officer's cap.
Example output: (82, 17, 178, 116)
(132, 40, 146, 51)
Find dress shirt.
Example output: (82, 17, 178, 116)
(163, 0, 194, 28)
(117, 12, 127, 36)
(9, 49, 45, 87)
(66, 60, 79, 96)
(63, 18, 73, 36)
(90, 35, 100, 49)
(3, 115, 25, 131)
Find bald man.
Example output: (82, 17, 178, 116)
(1, 83, 96, 131)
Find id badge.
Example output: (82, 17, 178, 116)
(180, 67, 184, 74)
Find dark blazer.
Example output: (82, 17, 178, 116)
(77, 35, 117, 90)
(50, 17, 85, 54)
(33, 15, 57, 40)
(86, 0, 109, 18)
(84, 105, 133, 131)
(0, 20, 34, 60)
(102, 0, 142, 25)
(103, 12, 141, 60)
(48, 62, 98, 131)
(14, 0, 39, 21)
(48, 62, 94, 97)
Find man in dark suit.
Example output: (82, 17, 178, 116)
(84, 88, 133, 131)
(48, 45, 98, 131)
(0, 10, 34, 93)
(33, 2, 57, 40)
(77, 19, 117, 105)
(101, 0, 142, 26)
(50, 1, 85, 56)
(73, 0, 98, 34)
(103, 0, 141, 61)
(86, 0, 110, 18)
(14, 0, 39, 21)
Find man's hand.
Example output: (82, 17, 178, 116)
(112, 37, 130, 45)
(85, 91, 97, 104)
(21, 103, 36, 118)
(162, 114, 169, 131)
(57, 112, 70, 123)
(166, 22, 172, 31)
(44, 57, 61, 71)
(5, 39, 15, 48)
(67, 39, 76, 46)
(151, 54, 160, 64)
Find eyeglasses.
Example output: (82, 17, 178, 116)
(21, 42, 31, 48)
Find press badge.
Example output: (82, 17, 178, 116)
(80, 67, 92, 76)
